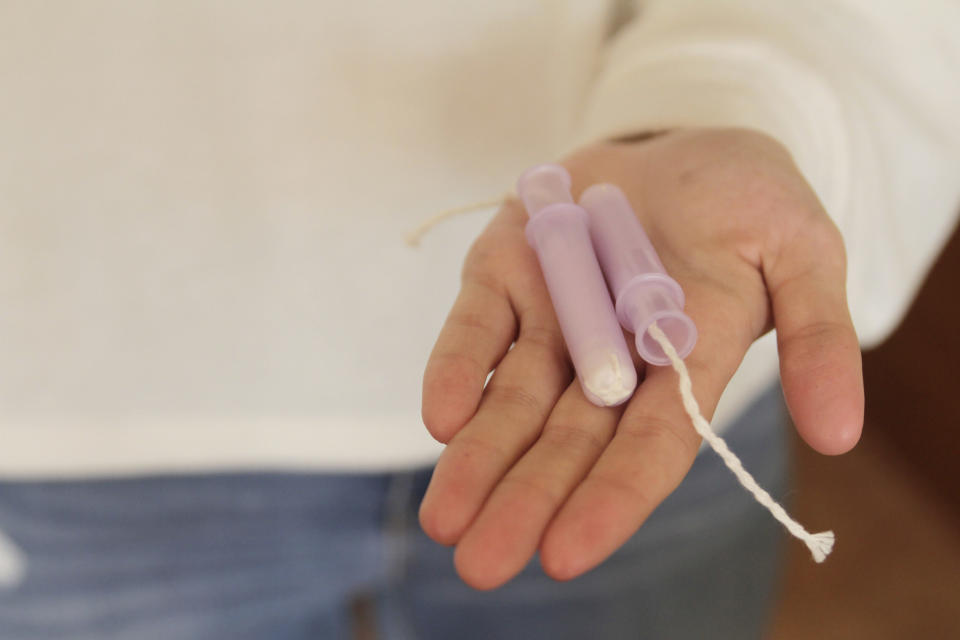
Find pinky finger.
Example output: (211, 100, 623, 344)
(422, 278, 516, 443)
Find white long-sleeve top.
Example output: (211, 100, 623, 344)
(1, 1, 957, 477)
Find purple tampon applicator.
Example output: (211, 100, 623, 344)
(516, 168, 834, 563)
(579, 184, 697, 366)
(517, 165, 636, 406)
(580, 184, 837, 563)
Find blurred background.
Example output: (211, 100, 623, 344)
(770, 219, 960, 638)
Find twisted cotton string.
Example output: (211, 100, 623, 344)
(647, 322, 835, 563)
(404, 194, 509, 247)
(406, 192, 835, 563)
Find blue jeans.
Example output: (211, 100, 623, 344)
(0, 386, 789, 639)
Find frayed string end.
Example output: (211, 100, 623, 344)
(647, 321, 837, 564)
(804, 530, 835, 563)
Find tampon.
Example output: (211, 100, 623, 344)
(580, 184, 697, 366)
(517, 165, 636, 406)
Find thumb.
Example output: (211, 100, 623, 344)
(766, 216, 864, 455)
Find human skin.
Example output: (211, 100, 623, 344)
(419, 127, 864, 590)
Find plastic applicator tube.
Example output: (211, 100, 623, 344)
(580, 184, 697, 366)
(517, 165, 637, 407)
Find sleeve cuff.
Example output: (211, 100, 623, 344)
(571, 38, 852, 225)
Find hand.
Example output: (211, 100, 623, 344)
(418, 128, 864, 589)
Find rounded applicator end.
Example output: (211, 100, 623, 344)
(581, 357, 637, 407)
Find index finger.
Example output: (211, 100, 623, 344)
(538, 284, 753, 580)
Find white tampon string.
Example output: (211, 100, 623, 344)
(404, 194, 510, 246)
(647, 322, 836, 563)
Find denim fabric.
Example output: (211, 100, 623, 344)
(0, 385, 789, 639)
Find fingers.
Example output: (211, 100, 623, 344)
(421, 198, 535, 444)
(765, 221, 863, 455)
(419, 308, 572, 546)
(452, 381, 625, 590)
(422, 277, 516, 444)
(538, 286, 751, 580)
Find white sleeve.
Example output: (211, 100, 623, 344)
(574, 0, 960, 347)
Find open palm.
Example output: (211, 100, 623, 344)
(419, 128, 864, 590)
